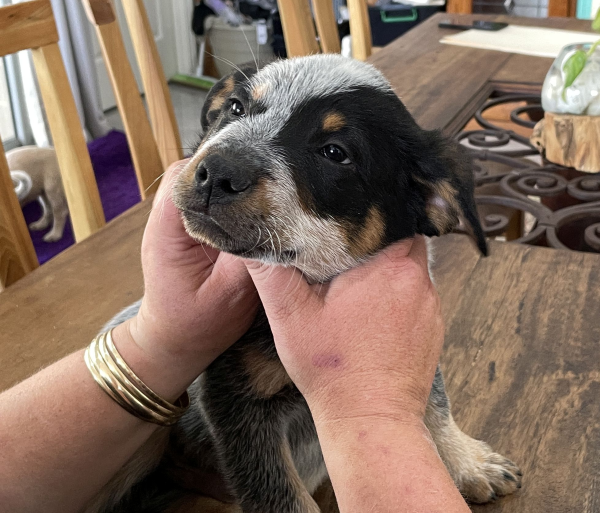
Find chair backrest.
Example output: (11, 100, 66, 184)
(83, 0, 164, 197)
(84, 0, 183, 178)
(446, 0, 472, 13)
(121, 0, 184, 168)
(277, 0, 372, 60)
(0, 0, 105, 290)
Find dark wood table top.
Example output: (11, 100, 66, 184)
(2, 13, 599, 513)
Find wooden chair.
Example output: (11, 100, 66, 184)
(0, 0, 105, 290)
(278, 0, 373, 61)
(120, 0, 184, 168)
(83, 0, 164, 197)
(84, 0, 183, 174)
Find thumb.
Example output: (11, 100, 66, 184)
(244, 260, 319, 324)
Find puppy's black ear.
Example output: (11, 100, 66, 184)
(413, 132, 488, 256)
(201, 65, 257, 131)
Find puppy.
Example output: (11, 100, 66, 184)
(89, 55, 521, 513)
(8, 146, 68, 243)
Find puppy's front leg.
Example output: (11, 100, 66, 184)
(202, 352, 319, 513)
(426, 366, 523, 503)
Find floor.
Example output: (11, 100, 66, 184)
(105, 83, 209, 156)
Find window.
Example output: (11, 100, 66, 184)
(0, 57, 16, 144)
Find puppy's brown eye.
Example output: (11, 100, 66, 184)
(230, 100, 245, 117)
(321, 144, 351, 165)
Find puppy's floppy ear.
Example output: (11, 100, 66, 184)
(201, 65, 257, 131)
(413, 132, 488, 256)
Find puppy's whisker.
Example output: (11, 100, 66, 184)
(144, 171, 166, 193)
(201, 244, 216, 266)
(241, 27, 258, 70)
(273, 230, 283, 260)
(292, 252, 307, 295)
(240, 226, 263, 257)
(205, 52, 249, 80)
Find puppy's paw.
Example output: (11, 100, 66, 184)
(43, 231, 63, 242)
(454, 439, 522, 504)
(30, 219, 50, 231)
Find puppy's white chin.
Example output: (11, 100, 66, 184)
(182, 218, 215, 246)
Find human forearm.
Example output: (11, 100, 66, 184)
(314, 414, 470, 513)
(0, 321, 202, 513)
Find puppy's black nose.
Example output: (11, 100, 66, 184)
(195, 154, 253, 208)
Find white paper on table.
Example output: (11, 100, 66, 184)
(440, 25, 599, 58)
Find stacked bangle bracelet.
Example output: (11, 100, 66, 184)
(84, 329, 189, 426)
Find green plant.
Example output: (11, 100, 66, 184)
(562, 7, 600, 100)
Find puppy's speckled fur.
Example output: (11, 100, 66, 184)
(87, 55, 520, 513)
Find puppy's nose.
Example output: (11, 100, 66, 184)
(195, 154, 253, 207)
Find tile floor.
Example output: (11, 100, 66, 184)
(105, 83, 209, 156)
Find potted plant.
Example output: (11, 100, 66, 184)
(531, 8, 600, 172)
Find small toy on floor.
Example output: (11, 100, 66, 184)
(8, 146, 68, 242)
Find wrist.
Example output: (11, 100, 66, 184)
(303, 375, 429, 428)
(314, 417, 469, 513)
(111, 319, 205, 402)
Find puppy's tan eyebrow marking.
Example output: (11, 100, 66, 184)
(251, 82, 269, 100)
(207, 76, 236, 112)
(322, 112, 346, 132)
(221, 76, 235, 94)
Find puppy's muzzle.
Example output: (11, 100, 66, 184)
(194, 154, 254, 211)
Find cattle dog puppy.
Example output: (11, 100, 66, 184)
(87, 54, 522, 513)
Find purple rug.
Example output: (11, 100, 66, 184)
(22, 130, 141, 264)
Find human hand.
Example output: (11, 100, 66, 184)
(114, 160, 259, 398)
(245, 236, 444, 426)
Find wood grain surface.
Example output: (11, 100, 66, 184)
(31, 43, 106, 242)
(0, 140, 38, 290)
(276, 0, 321, 57)
(347, 0, 372, 61)
(531, 112, 600, 173)
(369, 14, 593, 132)
(1, 14, 600, 513)
(0, 200, 146, 390)
(312, 0, 341, 54)
(0, 0, 58, 57)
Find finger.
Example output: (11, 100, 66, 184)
(145, 160, 196, 245)
(207, 253, 258, 300)
(244, 260, 320, 324)
(152, 159, 190, 209)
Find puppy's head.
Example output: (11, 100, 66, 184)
(174, 55, 486, 282)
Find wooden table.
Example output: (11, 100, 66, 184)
(2, 13, 600, 513)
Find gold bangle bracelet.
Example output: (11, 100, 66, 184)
(84, 329, 190, 426)
(104, 330, 189, 415)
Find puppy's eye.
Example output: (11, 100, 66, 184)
(230, 99, 245, 117)
(321, 145, 351, 165)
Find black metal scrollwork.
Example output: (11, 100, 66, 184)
(457, 94, 600, 254)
